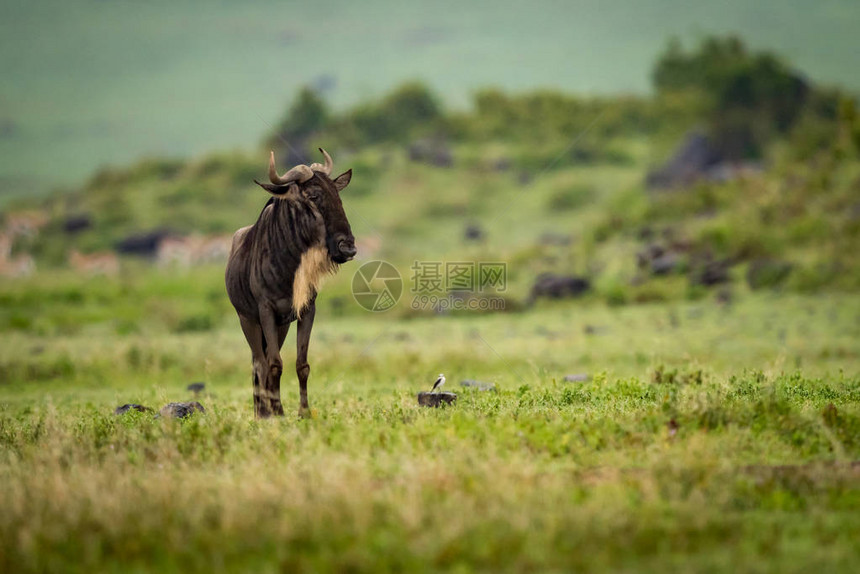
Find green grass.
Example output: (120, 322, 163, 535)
(2, 291, 860, 572)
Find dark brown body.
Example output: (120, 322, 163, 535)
(226, 151, 355, 417)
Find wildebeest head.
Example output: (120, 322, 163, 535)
(256, 149, 357, 264)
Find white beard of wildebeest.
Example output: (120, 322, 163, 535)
(225, 149, 356, 418)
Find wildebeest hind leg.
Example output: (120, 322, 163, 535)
(273, 322, 290, 415)
(239, 316, 271, 418)
(295, 303, 316, 418)
(259, 306, 285, 416)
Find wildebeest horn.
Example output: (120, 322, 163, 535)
(309, 148, 333, 176)
(268, 151, 313, 185)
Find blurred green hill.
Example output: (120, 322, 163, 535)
(2, 36, 859, 336)
(2, 0, 860, 198)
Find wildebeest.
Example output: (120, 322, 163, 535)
(225, 149, 356, 417)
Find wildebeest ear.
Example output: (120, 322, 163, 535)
(332, 169, 352, 193)
(254, 179, 295, 197)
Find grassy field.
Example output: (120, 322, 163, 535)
(3, 0, 860, 198)
(3, 24, 859, 569)
(2, 284, 860, 572)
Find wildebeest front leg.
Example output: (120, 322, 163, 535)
(295, 302, 316, 417)
(259, 306, 286, 416)
(239, 316, 271, 418)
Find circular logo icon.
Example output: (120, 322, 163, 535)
(352, 260, 402, 312)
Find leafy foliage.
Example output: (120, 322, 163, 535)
(269, 87, 329, 145)
(652, 36, 846, 160)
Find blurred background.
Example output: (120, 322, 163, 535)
(2, 0, 858, 193)
(4, 5, 860, 569)
(1, 0, 859, 332)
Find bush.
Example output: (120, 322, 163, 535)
(338, 82, 442, 144)
(653, 35, 821, 159)
(270, 87, 329, 145)
(601, 278, 629, 306)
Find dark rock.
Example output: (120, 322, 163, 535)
(62, 214, 92, 234)
(187, 382, 206, 394)
(114, 404, 152, 415)
(159, 401, 206, 419)
(563, 373, 590, 383)
(115, 229, 174, 257)
(460, 379, 496, 392)
(417, 392, 457, 407)
(646, 130, 764, 190)
(527, 273, 590, 304)
(636, 243, 665, 270)
(690, 258, 731, 287)
(636, 242, 685, 276)
(464, 224, 484, 241)
(651, 253, 680, 275)
(646, 131, 724, 190)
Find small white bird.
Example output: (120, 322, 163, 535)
(430, 373, 446, 393)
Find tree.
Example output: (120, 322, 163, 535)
(653, 36, 811, 159)
(340, 82, 442, 144)
(273, 87, 329, 144)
